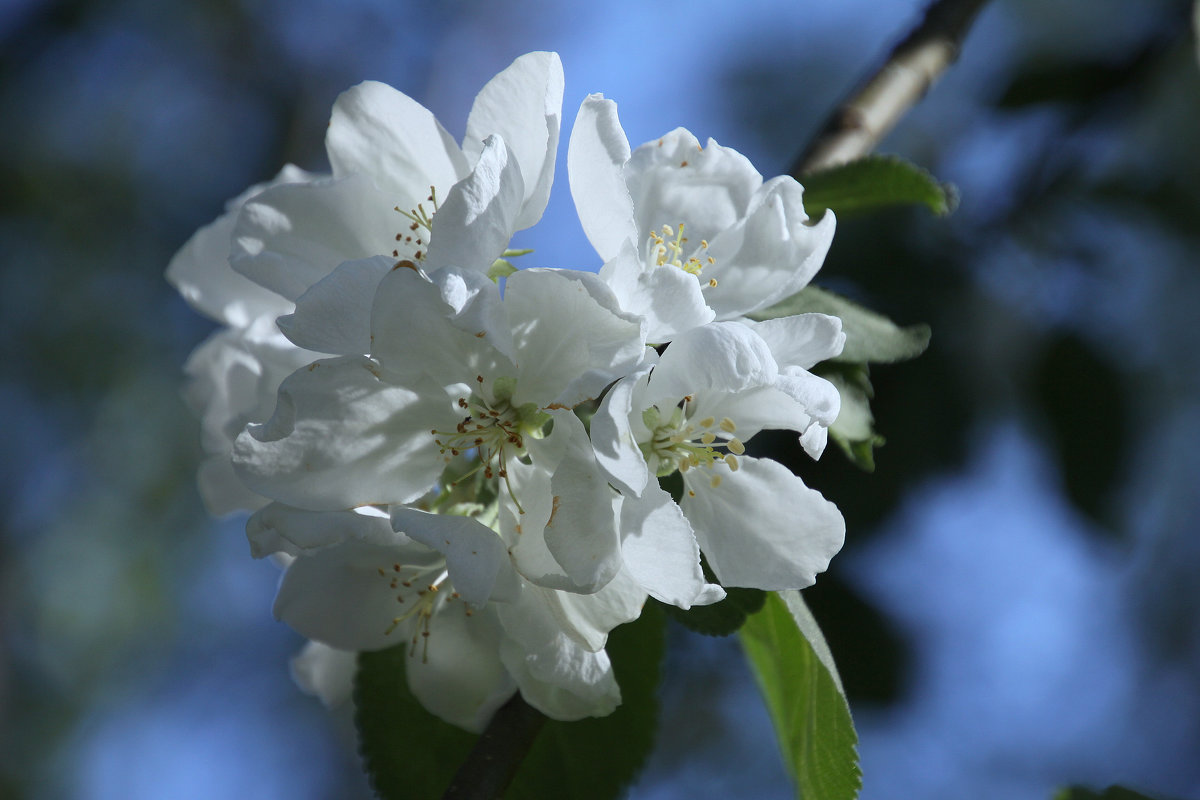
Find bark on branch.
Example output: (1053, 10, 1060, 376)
(441, 693, 547, 800)
(792, 0, 994, 177)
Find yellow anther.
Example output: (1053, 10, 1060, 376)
(699, 417, 716, 428)
(727, 438, 745, 455)
(720, 417, 737, 433)
(701, 431, 716, 445)
(724, 454, 740, 471)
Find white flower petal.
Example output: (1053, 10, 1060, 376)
(325, 80, 467, 203)
(233, 357, 456, 510)
(182, 319, 313, 516)
(196, 454, 268, 516)
(619, 482, 723, 609)
(279, 256, 393, 355)
(591, 361, 654, 497)
(504, 268, 644, 407)
(774, 368, 841, 428)
(568, 94, 636, 262)
(231, 175, 399, 301)
(423, 135, 525, 275)
(290, 641, 357, 708)
(464, 52, 563, 230)
(742, 313, 846, 370)
(683, 457, 844, 590)
(541, 568, 646, 652)
(597, 241, 715, 343)
(502, 455, 584, 593)
(626, 130, 761, 248)
(273, 537, 431, 651)
(800, 423, 829, 459)
(704, 180, 836, 318)
(405, 604, 517, 733)
(183, 318, 310, 454)
(246, 502, 404, 559)
(370, 266, 514, 386)
(391, 507, 521, 606)
(683, 382, 820, 444)
(543, 412, 623, 593)
(647, 321, 778, 405)
(497, 589, 622, 720)
(166, 171, 299, 327)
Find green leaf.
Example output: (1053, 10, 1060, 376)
(801, 154, 957, 218)
(749, 284, 931, 364)
(1054, 786, 1181, 800)
(355, 605, 667, 800)
(740, 590, 861, 800)
(816, 363, 885, 472)
(354, 644, 477, 800)
(663, 558, 766, 636)
(488, 258, 519, 281)
(506, 603, 667, 799)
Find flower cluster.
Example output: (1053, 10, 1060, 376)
(169, 52, 846, 732)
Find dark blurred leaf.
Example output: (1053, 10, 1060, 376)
(355, 644, 476, 800)
(750, 284, 931, 364)
(663, 558, 766, 636)
(741, 591, 861, 800)
(1054, 785, 1181, 800)
(802, 575, 908, 706)
(801, 155, 957, 218)
(1032, 333, 1130, 532)
(999, 59, 1141, 109)
(507, 603, 666, 800)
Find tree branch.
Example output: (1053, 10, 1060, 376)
(441, 693, 547, 800)
(791, 0, 994, 177)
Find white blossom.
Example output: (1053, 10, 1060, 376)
(568, 94, 836, 342)
(592, 321, 846, 590)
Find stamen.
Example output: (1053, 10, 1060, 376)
(646, 222, 710, 278)
(392, 185, 441, 262)
(638, 403, 749, 483)
(429, 381, 548, 517)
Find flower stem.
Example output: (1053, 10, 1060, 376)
(441, 693, 547, 800)
(791, 0, 994, 176)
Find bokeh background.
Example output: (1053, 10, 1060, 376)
(2, 0, 1198, 797)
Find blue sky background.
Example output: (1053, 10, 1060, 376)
(2, 0, 1199, 798)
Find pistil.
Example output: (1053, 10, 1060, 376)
(647, 223, 718, 288)
(640, 404, 745, 478)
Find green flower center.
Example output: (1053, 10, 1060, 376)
(639, 403, 745, 487)
(647, 223, 718, 288)
(431, 375, 549, 512)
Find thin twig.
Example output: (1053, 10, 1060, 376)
(792, 0, 994, 177)
(441, 693, 547, 800)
